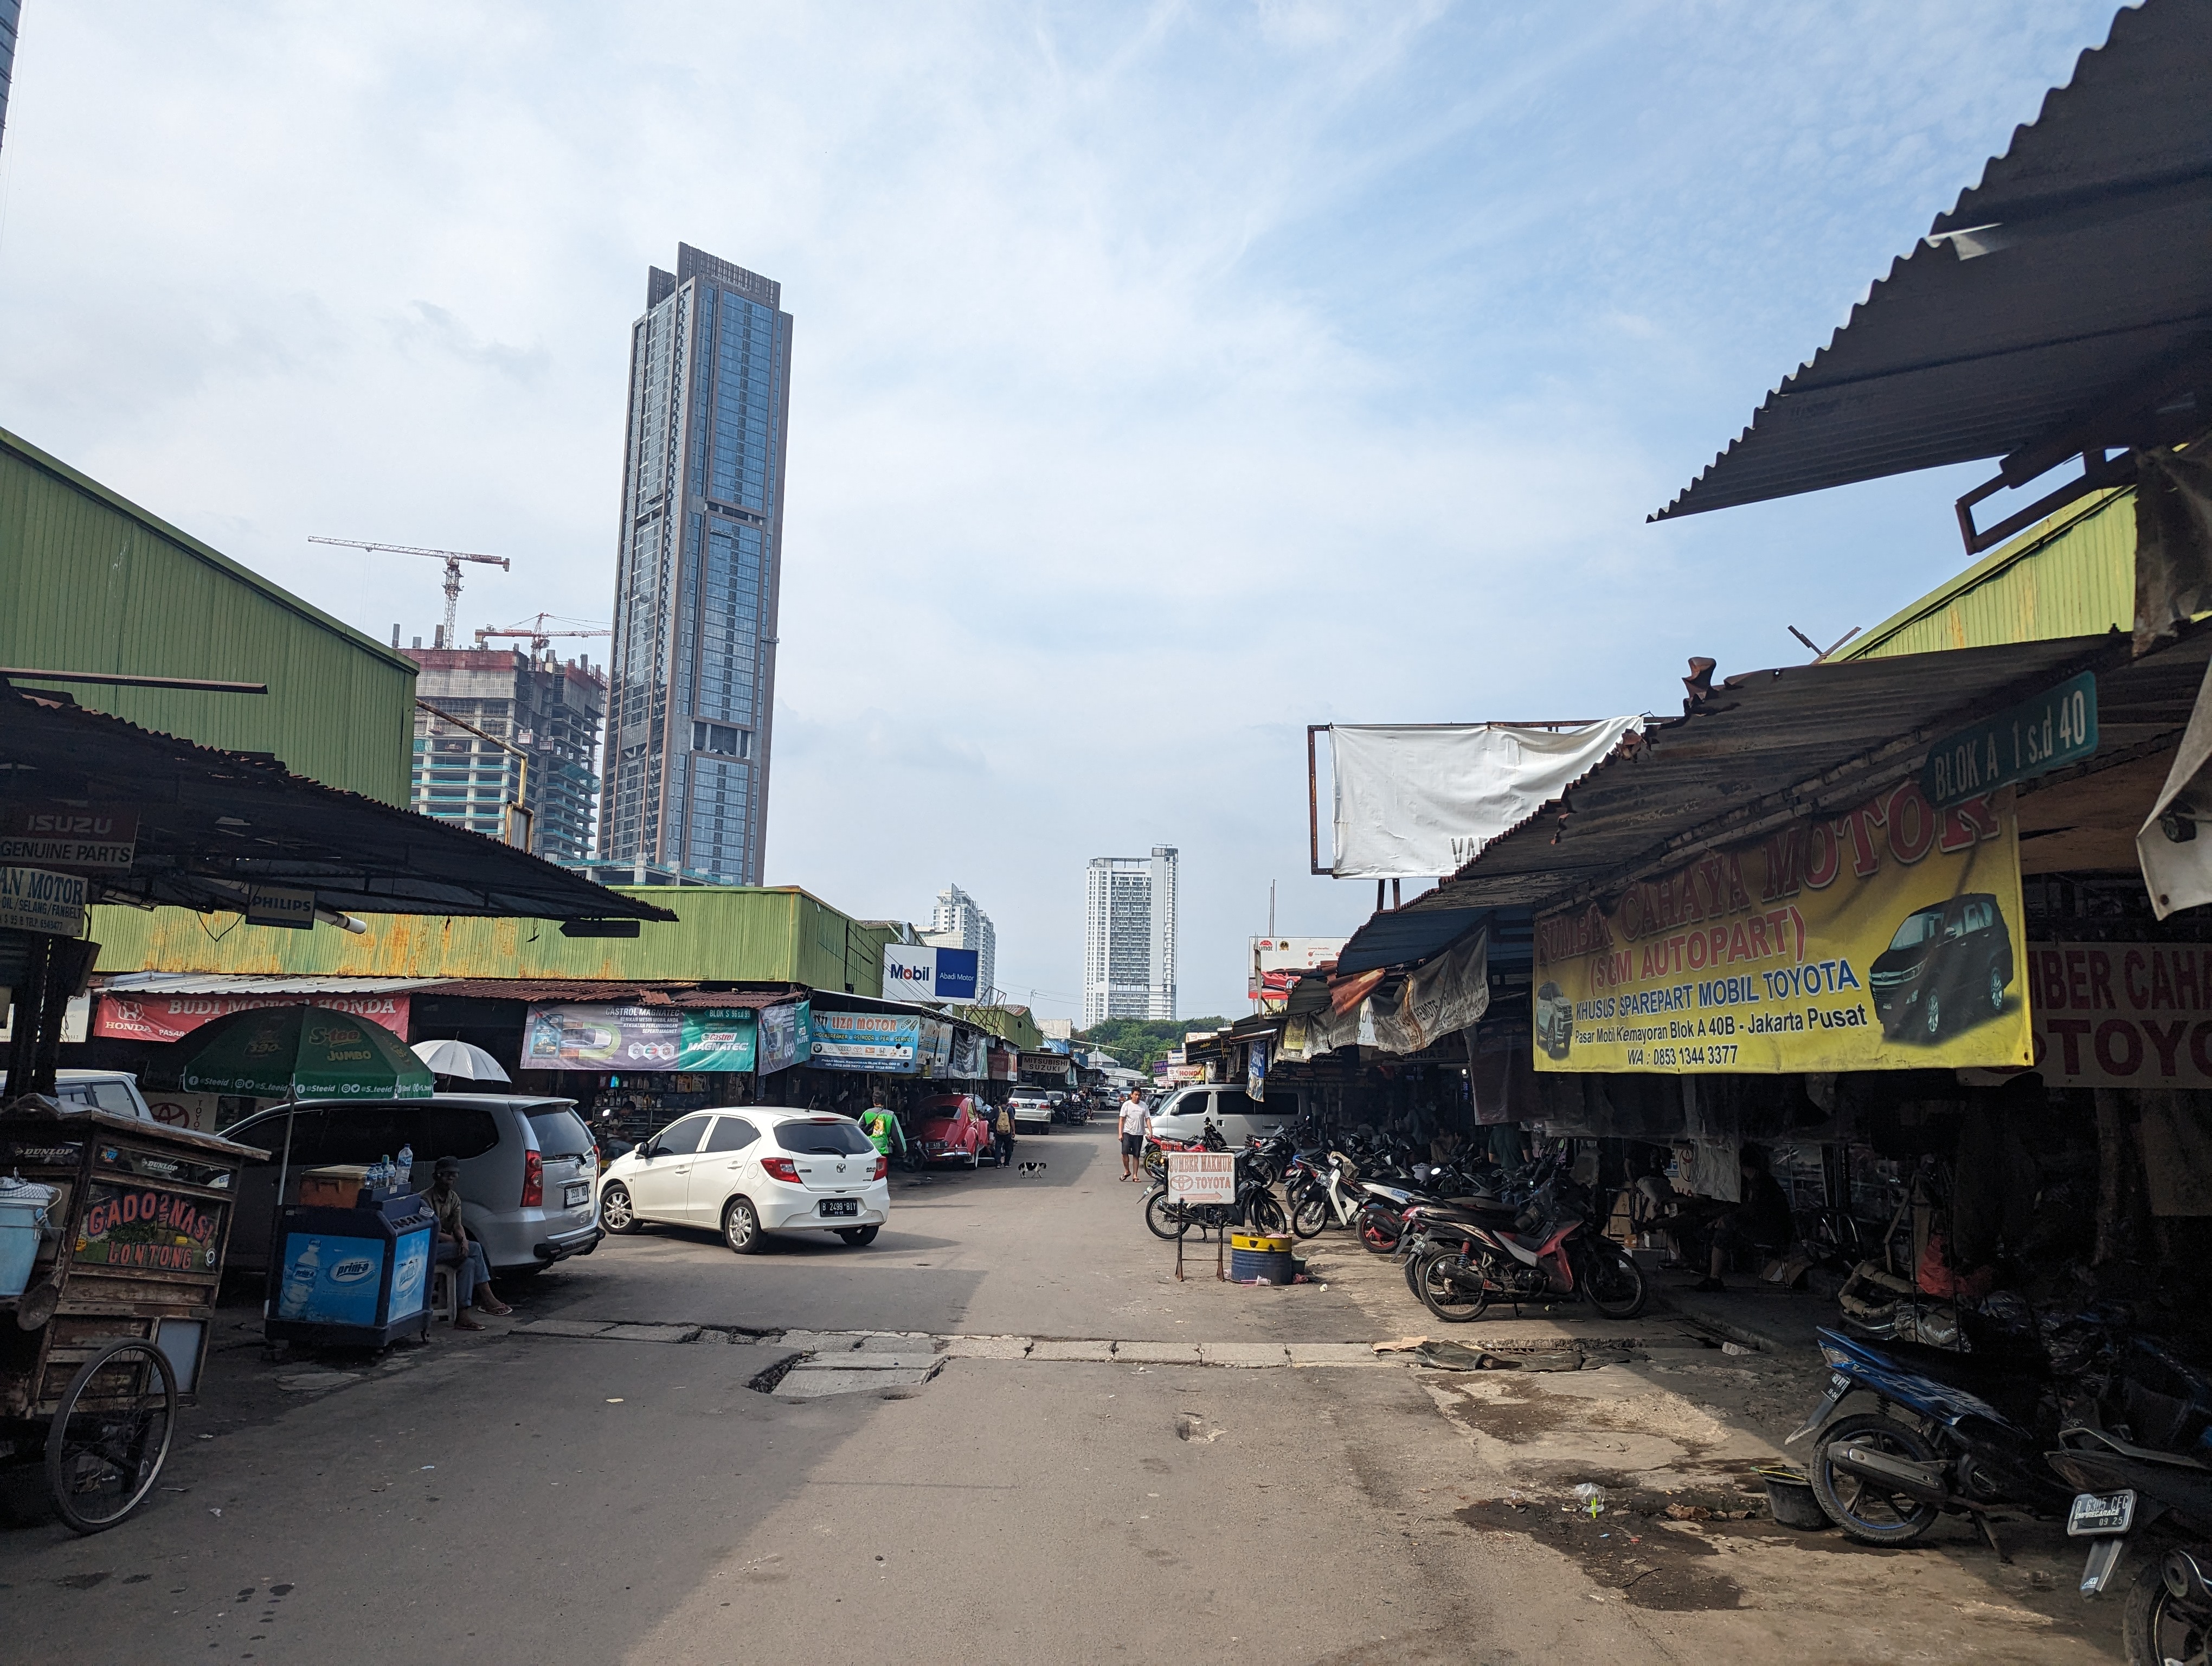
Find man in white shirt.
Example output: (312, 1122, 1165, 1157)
(1117, 1091, 1149, 1182)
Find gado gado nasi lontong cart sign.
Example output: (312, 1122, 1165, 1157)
(1532, 780, 2031, 1073)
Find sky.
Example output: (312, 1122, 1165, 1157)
(0, 0, 2130, 1021)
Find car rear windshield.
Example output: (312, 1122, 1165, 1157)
(774, 1118, 876, 1156)
(526, 1106, 594, 1158)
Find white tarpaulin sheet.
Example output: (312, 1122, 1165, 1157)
(1328, 719, 1642, 880)
(2140, 654, 2212, 919)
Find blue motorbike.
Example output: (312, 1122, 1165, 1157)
(1787, 1324, 2074, 1548)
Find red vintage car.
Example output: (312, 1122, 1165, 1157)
(913, 1094, 994, 1169)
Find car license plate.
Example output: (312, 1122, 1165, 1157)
(819, 1198, 859, 1218)
(563, 1181, 590, 1209)
(2068, 1490, 2135, 1536)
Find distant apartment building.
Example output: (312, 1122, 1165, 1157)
(410, 648, 606, 863)
(0, 1, 20, 156)
(922, 882, 997, 1001)
(1083, 848, 1178, 1026)
(599, 243, 793, 885)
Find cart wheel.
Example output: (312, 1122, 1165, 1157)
(45, 1338, 178, 1535)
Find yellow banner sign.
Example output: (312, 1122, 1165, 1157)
(1532, 781, 2031, 1073)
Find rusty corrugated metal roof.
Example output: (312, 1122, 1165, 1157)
(1411, 627, 2212, 918)
(1654, 0, 2212, 522)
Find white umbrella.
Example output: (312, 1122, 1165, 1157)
(410, 1039, 512, 1083)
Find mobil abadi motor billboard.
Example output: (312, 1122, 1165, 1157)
(882, 944, 980, 1002)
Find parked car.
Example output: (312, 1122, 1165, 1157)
(598, 1107, 890, 1252)
(222, 1095, 603, 1276)
(1146, 1085, 1301, 1147)
(1006, 1086, 1058, 1133)
(912, 1094, 993, 1168)
(1869, 892, 2014, 1041)
(0, 1069, 156, 1122)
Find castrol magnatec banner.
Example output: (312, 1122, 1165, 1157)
(1532, 781, 2030, 1073)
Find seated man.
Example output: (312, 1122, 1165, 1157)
(429, 1156, 512, 1330)
(1693, 1145, 1795, 1293)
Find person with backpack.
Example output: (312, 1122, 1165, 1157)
(992, 1099, 1015, 1168)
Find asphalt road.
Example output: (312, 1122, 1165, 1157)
(0, 1121, 2127, 1663)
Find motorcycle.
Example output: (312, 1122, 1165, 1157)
(1410, 1175, 1647, 1322)
(1142, 1145, 1287, 1240)
(1786, 1324, 2076, 1547)
(1289, 1151, 1369, 1239)
(2048, 1428, 2212, 1665)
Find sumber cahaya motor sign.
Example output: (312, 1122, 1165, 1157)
(1531, 779, 2031, 1073)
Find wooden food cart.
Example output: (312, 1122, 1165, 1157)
(0, 1098, 262, 1534)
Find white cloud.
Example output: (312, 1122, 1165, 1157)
(0, 0, 2124, 1015)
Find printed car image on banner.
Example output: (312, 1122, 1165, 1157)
(1531, 781, 2030, 1073)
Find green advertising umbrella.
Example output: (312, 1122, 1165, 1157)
(156, 1004, 434, 1099)
(150, 1005, 435, 1280)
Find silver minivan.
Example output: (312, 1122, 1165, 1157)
(221, 1095, 603, 1276)
(1146, 1085, 1302, 1146)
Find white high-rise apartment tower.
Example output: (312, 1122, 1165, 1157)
(923, 882, 997, 1001)
(1083, 848, 1178, 1026)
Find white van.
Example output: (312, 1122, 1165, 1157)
(1146, 1085, 1302, 1147)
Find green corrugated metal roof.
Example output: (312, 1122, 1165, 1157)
(1836, 486, 2134, 661)
(88, 884, 889, 996)
(1, 426, 416, 803)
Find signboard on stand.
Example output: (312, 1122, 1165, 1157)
(1166, 1151, 1235, 1206)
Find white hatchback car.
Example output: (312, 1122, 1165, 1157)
(596, 1107, 890, 1253)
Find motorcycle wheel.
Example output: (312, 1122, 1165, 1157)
(2124, 1550, 2212, 1666)
(1809, 1413, 1943, 1546)
(1582, 1241, 1648, 1319)
(1143, 1187, 1189, 1241)
(1247, 1190, 1287, 1236)
(1415, 1252, 1489, 1323)
(1358, 1206, 1401, 1255)
(1291, 1193, 1329, 1239)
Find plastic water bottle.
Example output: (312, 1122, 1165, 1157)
(282, 1238, 321, 1318)
(395, 1144, 414, 1192)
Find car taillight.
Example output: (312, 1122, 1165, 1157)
(762, 1157, 801, 1182)
(873, 1155, 888, 1180)
(522, 1150, 543, 1208)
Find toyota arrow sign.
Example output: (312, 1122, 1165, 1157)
(883, 944, 981, 1002)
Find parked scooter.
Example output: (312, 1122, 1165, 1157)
(1787, 1324, 2076, 1547)
(1409, 1175, 1647, 1321)
(2048, 1428, 2212, 1664)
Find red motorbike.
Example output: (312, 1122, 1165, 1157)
(1410, 1178, 1647, 1322)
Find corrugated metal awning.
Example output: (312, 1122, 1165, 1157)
(1411, 628, 2212, 919)
(3, 684, 674, 923)
(95, 973, 448, 996)
(1654, 0, 2212, 524)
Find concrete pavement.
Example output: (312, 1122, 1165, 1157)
(0, 1121, 2126, 1663)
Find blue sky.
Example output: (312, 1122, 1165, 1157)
(0, 1, 2127, 1019)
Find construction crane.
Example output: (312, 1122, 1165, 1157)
(309, 537, 511, 649)
(474, 613, 612, 652)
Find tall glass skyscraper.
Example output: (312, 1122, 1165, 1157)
(1083, 848, 1179, 1026)
(599, 245, 792, 884)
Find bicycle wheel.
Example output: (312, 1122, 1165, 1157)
(46, 1337, 178, 1535)
(1143, 1187, 1189, 1240)
(1416, 1252, 1489, 1323)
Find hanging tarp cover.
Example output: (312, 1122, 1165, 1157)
(1329, 720, 1641, 879)
(157, 1004, 434, 1098)
(1532, 779, 2031, 1074)
(1370, 926, 1490, 1054)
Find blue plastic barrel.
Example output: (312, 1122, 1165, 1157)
(0, 1176, 57, 1297)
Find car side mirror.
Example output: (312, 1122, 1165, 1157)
(636, 1141, 657, 1159)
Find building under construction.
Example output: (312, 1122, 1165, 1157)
(408, 646, 606, 863)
